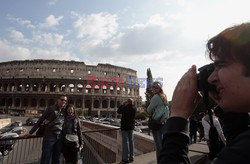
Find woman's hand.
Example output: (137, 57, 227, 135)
(170, 65, 202, 119)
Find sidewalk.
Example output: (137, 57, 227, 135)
(133, 141, 209, 164)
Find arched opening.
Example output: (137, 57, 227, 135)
(102, 100, 108, 108)
(15, 98, 20, 107)
(48, 99, 55, 106)
(23, 98, 28, 107)
(50, 83, 57, 92)
(25, 83, 30, 91)
(31, 98, 37, 107)
(7, 98, 12, 106)
(17, 83, 22, 91)
(33, 83, 38, 91)
(41, 83, 47, 92)
(76, 99, 82, 108)
(110, 100, 115, 108)
(69, 84, 75, 92)
(77, 84, 83, 93)
(94, 100, 100, 108)
(40, 99, 46, 107)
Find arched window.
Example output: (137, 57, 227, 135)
(15, 98, 20, 107)
(40, 99, 46, 107)
(31, 98, 37, 107)
(94, 100, 100, 108)
(102, 100, 108, 108)
(50, 83, 56, 92)
(48, 99, 55, 106)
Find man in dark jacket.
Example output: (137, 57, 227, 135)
(26, 94, 67, 164)
(159, 23, 250, 164)
(117, 98, 137, 163)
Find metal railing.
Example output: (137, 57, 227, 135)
(0, 128, 120, 164)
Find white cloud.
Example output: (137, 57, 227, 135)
(33, 32, 64, 46)
(48, 0, 57, 5)
(0, 40, 31, 61)
(7, 15, 35, 28)
(10, 29, 31, 44)
(32, 48, 79, 61)
(73, 12, 118, 46)
(40, 15, 63, 28)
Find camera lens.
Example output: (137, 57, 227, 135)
(197, 63, 216, 92)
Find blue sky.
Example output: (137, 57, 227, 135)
(1, 0, 250, 100)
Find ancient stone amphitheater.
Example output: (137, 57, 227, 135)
(0, 60, 142, 116)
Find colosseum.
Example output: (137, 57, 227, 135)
(0, 60, 142, 117)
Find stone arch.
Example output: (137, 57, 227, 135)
(10, 83, 15, 91)
(40, 99, 46, 107)
(7, 98, 12, 106)
(4, 84, 8, 91)
(22, 98, 28, 107)
(68, 99, 74, 105)
(76, 99, 82, 108)
(48, 99, 55, 106)
(110, 100, 115, 108)
(94, 100, 100, 108)
(77, 84, 83, 93)
(41, 83, 47, 92)
(117, 101, 121, 107)
(17, 83, 22, 91)
(33, 83, 39, 91)
(1, 98, 5, 106)
(85, 100, 91, 109)
(31, 98, 37, 107)
(50, 83, 57, 92)
(25, 83, 30, 91)
(60, 84, 66, 92)
(69, 84, 74, 92)
(102, 100, 108, 108)
(15, 98, 20, 107)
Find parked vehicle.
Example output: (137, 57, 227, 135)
(0, 133, 18, 156)
(11, 121, 22, 127)
(6, 127, 24, 135)
(26, 117, 39, 125)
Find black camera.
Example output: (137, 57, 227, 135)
(197, 63, 216, 91)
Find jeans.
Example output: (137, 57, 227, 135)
(40, 133, 63, 164)
(152, 123, 167, 162)
(121, 130, 134, 162)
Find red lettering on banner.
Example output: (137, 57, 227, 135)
(86, 76, 96, 88)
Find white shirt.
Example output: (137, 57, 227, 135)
(201, 115, 226, 145)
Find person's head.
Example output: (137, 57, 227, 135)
(152, 81, 163, 94)
(123, 98, 133, 106)
(207, 23, 250, 75)
(207, 23, 250, 112)
(57, 94, 67, 109)
(65, 104, 75, 116)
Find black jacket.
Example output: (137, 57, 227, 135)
(159, 117, 250, 164)
(64, 116, 82, 146)
(30, 104, 65, 135)
(117, 104, 136, 131)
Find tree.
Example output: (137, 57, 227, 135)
(145, 68, 154, 109)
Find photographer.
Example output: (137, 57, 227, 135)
(159, 23, 250, 163)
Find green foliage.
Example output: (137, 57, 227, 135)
(145, 68, 154, 108)
(135, 111, 148, 120)
(75, 108, 84, 116)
